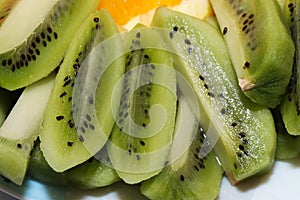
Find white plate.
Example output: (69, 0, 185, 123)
(1, 157, 300, 200)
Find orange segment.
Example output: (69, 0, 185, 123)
(98, 0, 181, 25)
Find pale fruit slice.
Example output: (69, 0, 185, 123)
(0, 73, 54, 185)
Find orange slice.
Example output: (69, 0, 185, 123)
(98, 0, 181, 25)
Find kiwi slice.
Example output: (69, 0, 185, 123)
(0, 0, 99, 90)
(0, 73, 54, 185)
(140, 95, 223, 200)
(152, 7, 276, 185)
(107, 25, 177, 184)
(280, 1, 300, 135)
(275, 0, 294, 26)
(272, 107, 300, 160)
(29, 139, 119, 189)
(28, 139, 68, 186)
(40, 9, 125, 172)
(66, 146, 120, 189)
(210, 0, 295, 108)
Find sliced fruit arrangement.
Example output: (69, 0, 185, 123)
(0, 0, 99, 90)
(0, 0, 299, 199)
(210, 0, 295, 108)
(152, 7, 276, 185)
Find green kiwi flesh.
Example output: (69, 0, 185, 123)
(210, 0, 295, 108)
(28, 139, 68, 186)
(0, 0, 98, 90)
(141, 95, 223, 200)
(107, 25, 177, 184)
(272, 107, 300, 160)
(280, 0, 300, 135)
(40, 9, 125, 172)
(0, 73, 54, 185)
(152, 7, 276, 185)
(29, 140, 119, 189)
(71, 9, 125, 158)
(66, 146, 120, 189)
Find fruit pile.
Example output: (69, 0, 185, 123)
(0, 0, 299, 199)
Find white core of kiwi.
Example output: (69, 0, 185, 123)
(0, 0, 58, 52)
(0, 73, 54, 140)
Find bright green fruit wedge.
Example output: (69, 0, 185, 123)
(107, 25, 177, 184)
(40, 9, 125, 172)
(210, 0, 295, 108)
(152, 7, 276, 185)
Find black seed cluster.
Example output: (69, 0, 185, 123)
(228, 0, 257, 51)
(287, 70, 295, 103)
(241, 12, 257, 51)
(1, 25, 58, 72)
(229, 118, 251, 160)
(181, 34, 193, 54)
(288, 2, 295, 30)
(55, 16, 103, 147)
(118, 31, 161, 160)
(287, 72, 300, 114)
(178, 127, 208, 182)
(119, 31, 156, 133)
(169, 26, 179, 39)
(199, 74, 219, 100)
